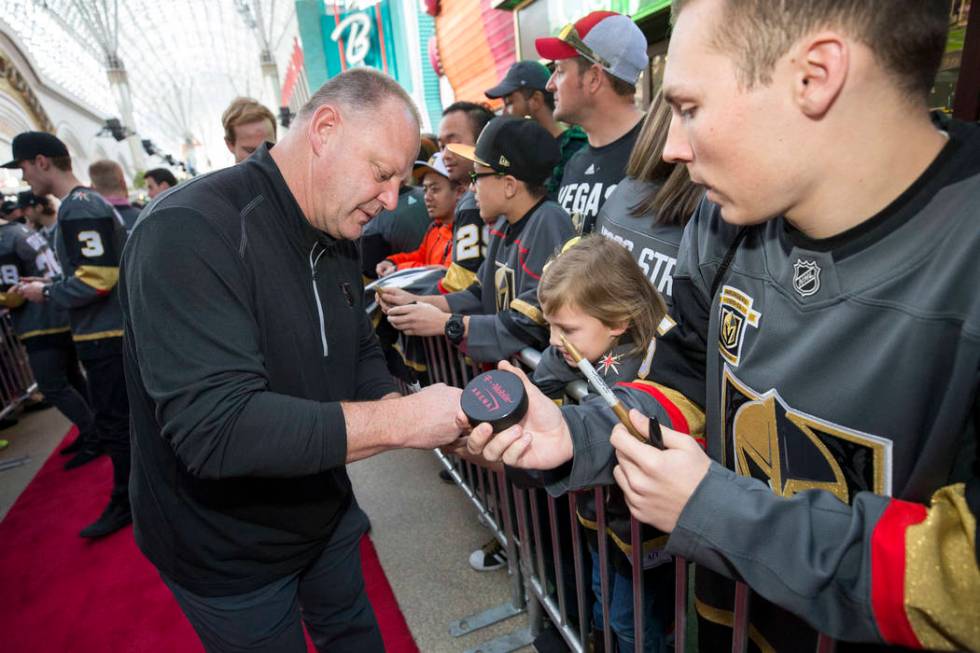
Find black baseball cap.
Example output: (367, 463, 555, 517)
(484, 61, 552, 99)
(16, 191, 40, 208)
(446, 116, 560, 185)
(2, 131, 69, 169)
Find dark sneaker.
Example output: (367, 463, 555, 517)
(79, 501, 132, 539)
(64, 446, 104, 470)
(60, 434, 91, 456)
(468, 538, 506, 571)
(439, 468, 454, 484)
(23, 399, 51, 413)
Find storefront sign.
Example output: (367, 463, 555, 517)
(321, 0, 398, 77)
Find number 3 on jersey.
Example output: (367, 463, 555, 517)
(78, 230, 105, 258)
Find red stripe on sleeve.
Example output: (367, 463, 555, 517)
(870, 499, 928, 649)
(615, 381, 690, 435)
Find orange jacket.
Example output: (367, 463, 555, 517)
(388, 221, 453, 270)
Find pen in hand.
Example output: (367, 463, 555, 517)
(559, 334, 662, 448)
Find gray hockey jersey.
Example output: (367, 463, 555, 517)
(594, 177, 687, 306)
(445, 199, 574, 363)
(49, 187, 127, 343)
(438, 190, 491, 294)
(0, 221, 69, 340)
(550, 120, 980, 651)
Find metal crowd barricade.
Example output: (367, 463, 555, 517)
(0, 309, 36, 420)
(368, 273, 839, 652)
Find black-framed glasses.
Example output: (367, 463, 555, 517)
(557, 23, 609, 68)
(469, 171, 504, 184)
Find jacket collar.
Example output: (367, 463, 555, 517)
(246, 143, 340, 253)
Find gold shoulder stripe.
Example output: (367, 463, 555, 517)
(440, 263, 479, 294)
(510, 298, 545, 325)
(904, 483, 980, 651)
(625, 379, 706, 439)
(73, 330, 123, 342)
(75, 265, 119, 292)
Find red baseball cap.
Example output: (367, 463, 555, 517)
(535, 11, 620, 61)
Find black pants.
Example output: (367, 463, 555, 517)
(162, 503, 382, 653)
(24, 332, 96, 441)
(77, 337, 130, 504)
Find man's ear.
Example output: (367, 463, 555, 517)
(34, 155, 50, 172)
(504, 175, 520, 199)
(528, 91, 543, 113)
(308, 104, 342, 157)
(585, 64, 604, 96)
(793, 32, 848, 119)
(224, 138, 235, 155)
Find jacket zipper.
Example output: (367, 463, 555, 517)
(309, 243, 329, 356)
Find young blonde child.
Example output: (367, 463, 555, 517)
(533, 234, 675, 653)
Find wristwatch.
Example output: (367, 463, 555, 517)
(444, 313, 465, 345)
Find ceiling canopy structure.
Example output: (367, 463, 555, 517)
(0, 0, 298, 172)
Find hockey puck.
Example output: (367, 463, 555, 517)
(461, 370, 528, 433)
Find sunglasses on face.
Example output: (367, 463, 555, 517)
(469, 171, 505, 184)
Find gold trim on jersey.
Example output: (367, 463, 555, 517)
(626, 379, 706, 439)
(72, 330, 123, 342)
(494, 262, 515, 312)
(656, 313, 676, 336)
(904, 483, 980, 651)
(0, 291, 26, 309)
(76, 265, 119, 292)
(440, 263, 478, 293)
(578, 507, 670, 556)
(721, 365, 892, 502)
(510, 299, 545, 325)
(20, 326, 71, 339)
(718, 285, 761, 367)
(694, 599, 776, 653)
(392, 341, 427, 372)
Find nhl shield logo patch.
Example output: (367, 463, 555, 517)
(792, 259, 821, 297)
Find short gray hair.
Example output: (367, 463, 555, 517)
(299, 68, 421, 127)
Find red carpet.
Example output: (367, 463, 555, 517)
(0, 427, 418, 652)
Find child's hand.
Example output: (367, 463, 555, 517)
(463, 360, 574, 470)
(375, 260, 396, 277)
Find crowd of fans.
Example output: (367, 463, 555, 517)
(1, 3, 978, 652)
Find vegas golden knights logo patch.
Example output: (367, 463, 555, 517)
(721, 366, 893, 503)
(718, 286, 761, 367)
(494, 262, 516, 312)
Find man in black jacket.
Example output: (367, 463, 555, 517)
(120, 68, 463, 652)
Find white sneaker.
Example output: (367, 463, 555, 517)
(469, 539, 507, 571)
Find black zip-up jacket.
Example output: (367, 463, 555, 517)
(120, 144, 396, 597)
